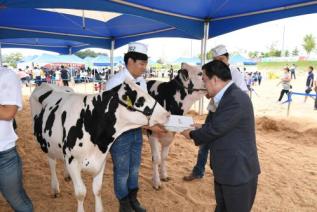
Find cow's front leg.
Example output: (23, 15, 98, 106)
(66, 159, 86, 212)
(64, 162, 71, 182)
(160, 145, 171, 182)
(48, 157, 60, 197)
(92, 162, 106, 212)
(149, 136, 161, 190)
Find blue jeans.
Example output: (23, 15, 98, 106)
(192, 143, 211, 178)
(110, 128, 142, 200)
(0, 147, 33, 212)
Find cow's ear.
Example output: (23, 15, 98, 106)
(178, 69, 189, 81)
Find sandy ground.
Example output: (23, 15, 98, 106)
(0, 72, 317, 211)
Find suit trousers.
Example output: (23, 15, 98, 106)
(214, 176, 258, 212)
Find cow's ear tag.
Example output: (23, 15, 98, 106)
(126, 96, 133, 108)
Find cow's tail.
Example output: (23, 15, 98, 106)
(29, 83, 54, 116)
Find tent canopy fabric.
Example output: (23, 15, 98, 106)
(0, 38, 90, 54)
(0, 8, 196, 53)
(1, 0, 317, 39)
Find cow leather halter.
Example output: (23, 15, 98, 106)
(174, 78, 207, 93)
(118, 98, 158, 124)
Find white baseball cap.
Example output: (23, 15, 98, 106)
(128, 42, 148, 55)
(211, 44, 228, 57)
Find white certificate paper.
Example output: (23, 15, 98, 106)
(164, 115, 194, 132)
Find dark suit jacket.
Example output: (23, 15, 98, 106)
(190, 83, 260, 185)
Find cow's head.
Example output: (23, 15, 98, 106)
(115, 79, 169, 131)
(177, 63, 206, 95)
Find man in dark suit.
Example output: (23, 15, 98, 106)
(182, 60, 260, 212)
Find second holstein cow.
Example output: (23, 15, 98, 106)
(30, 80, 169, 212)
(147, 63, 207, 189)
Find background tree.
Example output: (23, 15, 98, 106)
(292, 47, 299, 56)
(75, 49, 108, 58)
(302, 34, 315, 56)
(284, 50, 289, 57)
(198, 49, 213, 61)
(3, 52, 23, 68)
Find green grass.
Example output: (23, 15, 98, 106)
(257, 60, 317, 73)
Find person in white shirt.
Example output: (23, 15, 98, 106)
(0, 67, 33, 211)
(105, 42, 166, 212)
(184, 44, 249, 181)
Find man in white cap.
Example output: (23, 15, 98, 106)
(106, 42, 166, 212)
(183, 44, 249, 181)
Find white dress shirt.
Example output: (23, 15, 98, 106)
(105, 68, 147, 92)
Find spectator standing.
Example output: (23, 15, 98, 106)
(304, 66, 314, 102)
(290, 64, 296, 79)
(60, 65, 69, 86)
(277, 67, 291, 102)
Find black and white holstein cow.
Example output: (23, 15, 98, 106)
(30, 80, 169, 212)
(147, 63, 207, 189)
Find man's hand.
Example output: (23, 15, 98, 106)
(181, 129, 192, 139)
(143, 124, 167, 135)
(192, 123, 202, 129)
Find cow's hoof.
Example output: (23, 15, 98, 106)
(161, 177, 171, 182)
(152, 185, 161, 190)
(64, 176, 71, 182)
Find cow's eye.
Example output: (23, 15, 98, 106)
(122, 95, 128, 101)
(198, 72, 203, 76)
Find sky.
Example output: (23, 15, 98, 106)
(2, 13, 317, 62)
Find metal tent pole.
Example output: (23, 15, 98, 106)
(0, 42, 2, 67)
(199, 20, 209, 115)
(110, 39, 115, 76)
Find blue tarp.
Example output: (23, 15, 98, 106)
(173, 57, 201, 65)
(92, 55, 111, 67)
(229, 55, 257, 65)
(19, 54, 85, 66)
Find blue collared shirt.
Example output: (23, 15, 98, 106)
(213, 81, 233, 108)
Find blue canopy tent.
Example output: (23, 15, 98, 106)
(0, 8, 196, 68)
(229, 55, 257, 65)
(3, 0, 317, 113)
(92, 55, 111, 67)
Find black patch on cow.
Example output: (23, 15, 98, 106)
(68, 155, 74, 164)
(55, 98, 62, 105)
(86, 161, 89, 166)
(47, 142, 50, 147)
(39, 90, 53, 104)
(63, 109, 84, 154)
(33, 108, 49, 153)
(49, 106, 52, 110)
(63, 85, 121, 154)
(136, 82, 140, 86)
(61, 111, 67, 144)
(178, 69, 189, 81)
(83, 96, 87, 106)
(147, 74, 187, 115)
(187, 80, 194, 94)
(44, 103, 59, 137)
(58, 143, 62, 148)
(79, 143, 83, 147)
(135, 97, 145, 108)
